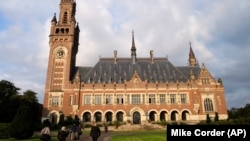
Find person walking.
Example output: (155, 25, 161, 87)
(76, 124, 82, 140)
(89, 122, 101, 141)
(57, 126, 69, 141)
(70, 124, 77, 140)
(40, 125, 51, 141)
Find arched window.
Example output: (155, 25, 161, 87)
(63, 12, 68, 24)
(204, 98, 214, 112)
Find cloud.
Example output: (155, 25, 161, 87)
(0, 0, 249, 109)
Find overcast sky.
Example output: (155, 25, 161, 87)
(0, 0, 249, 109)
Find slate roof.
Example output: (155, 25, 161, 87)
(76, 57, 200, 84)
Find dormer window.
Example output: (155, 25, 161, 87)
(201, 78, 210, 84)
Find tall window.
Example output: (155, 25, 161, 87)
(95, 95, 102, 105)
(160, 94, 166, 104)
(132, 94, 141, 104)
(63, 12, 68, 24)
(149, 94, 155, 104)
(117, 95, 124, 104)
(106, 95, 112, 104)
(69, 95, 73, 105)
(204, 98, 214, 112)
(180, 94, 187, 104)
(170, 94, 176, 104)
(52, 96, 59, 106)
(84, 95, 91, 105)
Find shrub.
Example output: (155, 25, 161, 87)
(206, 113, 211, 124)
(0, 123, 10, 139)
(9, 106, 34, 140)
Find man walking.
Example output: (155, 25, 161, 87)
(89, 122, 101, 141)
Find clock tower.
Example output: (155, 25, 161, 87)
(43, 0, 79, 115)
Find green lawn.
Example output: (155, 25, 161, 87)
(110, 130, 166, 141)
(0, 129, 166, 141)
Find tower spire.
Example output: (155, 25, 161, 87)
(131, 30, 137, 64)
(188, 42, 198, 66)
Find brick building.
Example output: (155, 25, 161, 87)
(42, 0, 228, 124)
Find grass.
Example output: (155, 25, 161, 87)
(110, 130, 166, 141)
(0, 129, 166, 141)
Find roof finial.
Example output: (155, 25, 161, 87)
(131, 30, 137, 64)
(188, 42, 198, 67)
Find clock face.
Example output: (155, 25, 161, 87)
(56, 49, 65, 58)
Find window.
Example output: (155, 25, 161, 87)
(160, 94, 166, 104)
(180, 94, 187, 104)
(202, 78, 210, 84)
(149, 94, 155, 104)
(117, 95, 124, 104)
(63, 12, 68, 24)
(69, 95, 73, 105)
(84, 95, 91, 105)
(52, 96, 59, 106)
(132, 94, 141, 104)
(170, 94, 176, 104)
(204, 98, 214, 112)
(95, 95, 102, 105)
(106, 95, 112, 104)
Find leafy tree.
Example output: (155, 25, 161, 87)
(0, 80, 20, 122)
(73, 115, 80, 125)
(66, 115, 74, 125)
(22, 90, 38, 103)
(58, 113, 66, 126)
(228, 103, 250, 119)
(1, 95, 22, 122)
(0, 80, 20, 104)
(9, 106, 34, 140)
(22, 90, 42, 127)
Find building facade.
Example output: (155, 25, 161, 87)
(42, 0, 228, 124)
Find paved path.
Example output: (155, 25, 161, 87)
(66, 131, 112, 141)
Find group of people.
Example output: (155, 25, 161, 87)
(40, 122, 101, 141)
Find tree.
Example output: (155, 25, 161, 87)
(58, 113, 66, 126)
(1, 95, 22, 122)
(22, 90, 38, 103)
(73, 115, 80, 125)
(0, 80, 20, 104)
(214, 112, 219, 121)
(22, 90, 42, 127)
(9, 106, 34, 139)
(206, 113, 211, 124)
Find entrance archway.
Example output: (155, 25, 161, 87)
(149, 111, 157, 122)
(83, 112, 91, 122)
(181, 110, 189, 121)
(133, 111, 141, 124)
(170, 111, 178, 121)
(94, 112, 102, 122)
(160, 111, 168, 121)
(49, 112, 58, 124)
(105, 112, 113, 122)
(116, 111, 124, 122)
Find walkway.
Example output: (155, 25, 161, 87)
(66, 131, 112, 141)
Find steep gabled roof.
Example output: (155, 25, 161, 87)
(76, 57, 201, 84)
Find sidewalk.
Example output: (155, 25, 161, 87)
(66, 131, 112, 141)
